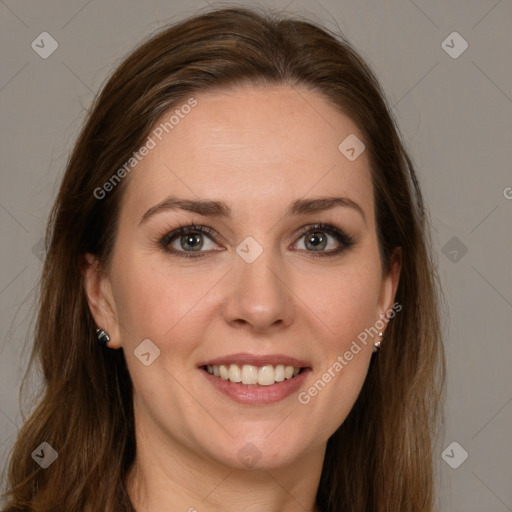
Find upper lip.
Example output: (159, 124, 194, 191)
(198, 353, 311, 368)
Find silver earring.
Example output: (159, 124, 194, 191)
(96, 328, 110, 345)
(373, 332, 383, 353)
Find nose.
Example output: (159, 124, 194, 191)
(222, 246, 295, 333)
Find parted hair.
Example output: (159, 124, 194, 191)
(2, 6, 444, 511)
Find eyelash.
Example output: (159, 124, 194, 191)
(159, 222, 355, 259)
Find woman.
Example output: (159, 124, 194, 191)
(2, 6, 445, 511)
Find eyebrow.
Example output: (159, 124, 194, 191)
(139, 194, 366, 226)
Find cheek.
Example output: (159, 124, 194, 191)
(111, 245, 382, 354)
(297, 268, 379, 437)
(304, 262, 382, 348)
(110, 252, 209, 343)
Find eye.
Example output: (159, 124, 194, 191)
(160, 222, 355, 259)
(160, 224, 221, 258)
(292, 223, 355, 257)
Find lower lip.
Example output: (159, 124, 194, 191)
(200, 367, 311, 405)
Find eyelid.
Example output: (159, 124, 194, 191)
(159, 223, 222, 252)
(294, 223, 354, 244)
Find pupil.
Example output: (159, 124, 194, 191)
(182, 233, 203, 251)
(307, 232, 326, 251)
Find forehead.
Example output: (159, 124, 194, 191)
(121, 84, 374, 222)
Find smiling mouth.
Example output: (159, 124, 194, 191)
(201, 363, 305, 386)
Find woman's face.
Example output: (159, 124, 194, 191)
(85, 84, 400, 472)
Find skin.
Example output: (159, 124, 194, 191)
(83, 84, 401, 512)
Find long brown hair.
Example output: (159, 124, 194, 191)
(1, 6, 445, 511)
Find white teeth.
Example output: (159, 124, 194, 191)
(205, 363, 303, 385)
(274, 364, 285, 382)
(258, 365, 275, 386)
(241, 364, 259, 385)
(219, 365, 229, 380)
(228, 364, 242, 383)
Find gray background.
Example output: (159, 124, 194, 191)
(1, 0, 511, 510)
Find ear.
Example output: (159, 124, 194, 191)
(81, 253, 122, 349)
(376, 247, 402, 333)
